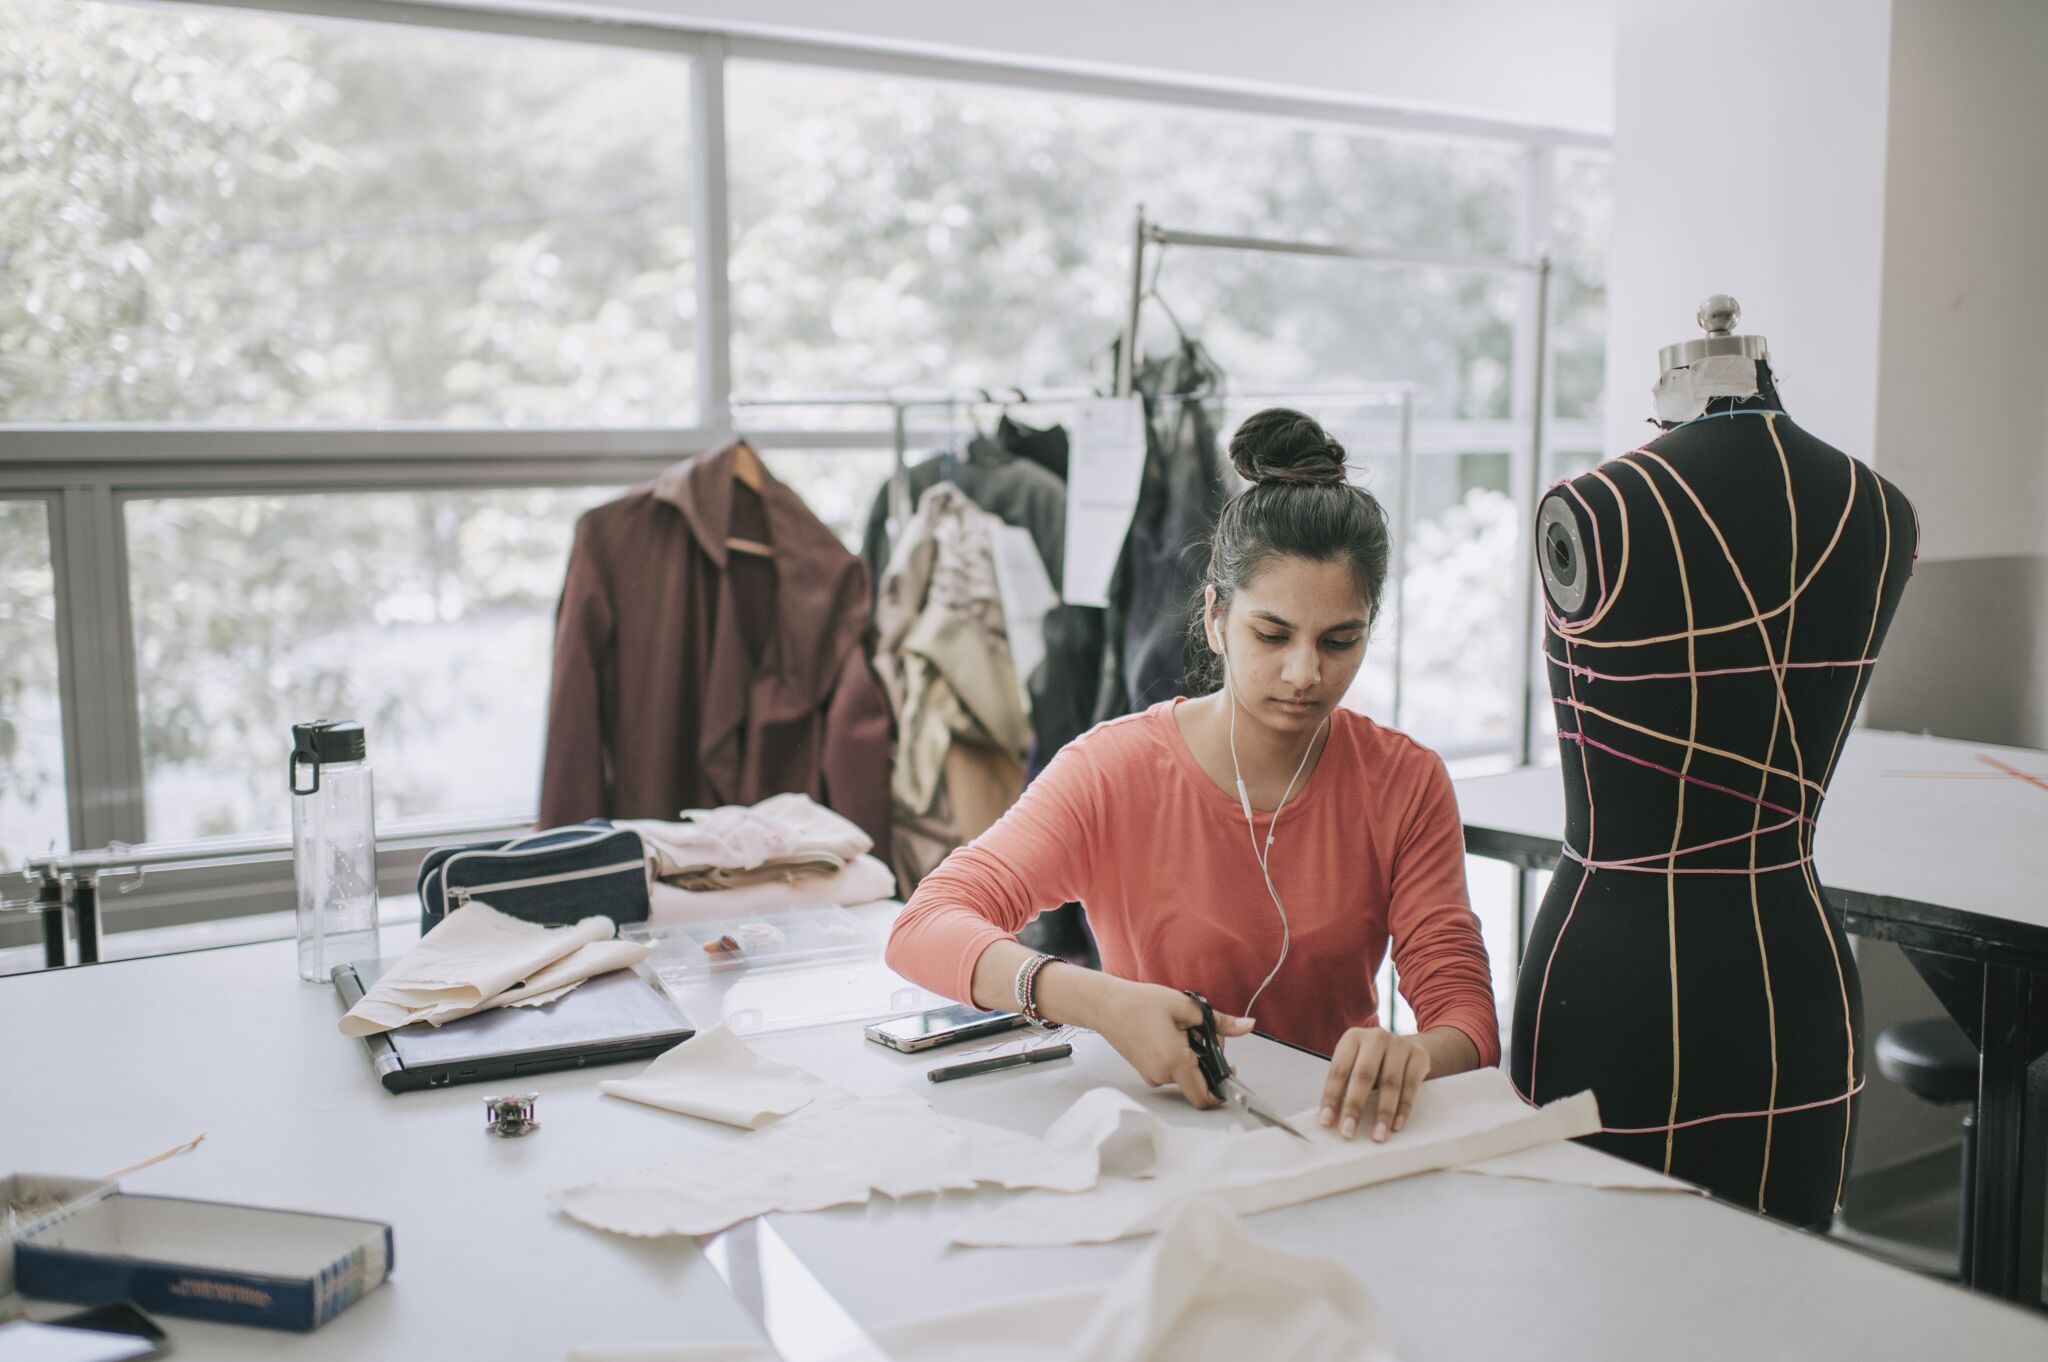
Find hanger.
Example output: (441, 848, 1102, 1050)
(726, 440, 773, 558)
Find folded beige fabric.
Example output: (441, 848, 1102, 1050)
(645, 853, 896, 923)
(338, 903, 634, 1036)
(619, 794, 871, 886)
(425, 937, 653, 1027)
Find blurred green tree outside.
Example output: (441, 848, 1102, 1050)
(0, 0, 1604, 857)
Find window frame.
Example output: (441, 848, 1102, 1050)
(0, 0, 1608, 945)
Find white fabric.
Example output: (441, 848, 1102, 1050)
(620, 794, 871, 880)
(645, 853, 895, 923)
(597, 1023, 852, 1129)
(1651, 353, 1762, 424)
(556, 1041, 1601, 1245)
(988, 521, 1058, 711)
(567, 1201, 1397, 1362)
(952, 1068, 1601, 1248)
(338, 903, 626, 1036)
(1456, 1138, 1700, 1193)
(551, 1086, 1161, 1239)
(426, 937, 652, 1026)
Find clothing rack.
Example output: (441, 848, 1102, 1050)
(1117, 207, 1555, 765)
(729, 386, 1104, 536)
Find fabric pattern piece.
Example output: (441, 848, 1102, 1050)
(889, 1200, 1400, 1362)
(550, 1085, 1159, 1239)
(1454, 1139, 1699, 1194)
(597, 1023, 852, 1129)
(951, 1068, 1599, 1248)
(338, 903, 643, 1036)
(569, 1202, 1397, 1362)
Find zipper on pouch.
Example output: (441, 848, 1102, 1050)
(449, 857, 644, 905)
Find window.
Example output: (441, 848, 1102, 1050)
(0, 500, 66, 864)
(0, 0, 696, 426)
(1551, 151, 1612, 424)
(727, 61, 1521, 417)
(3, 5, 1609, 949)
(125, 487, 616, 841)
(760, 449, 907, 554)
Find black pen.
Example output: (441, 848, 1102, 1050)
(926, 1043, 1074, 1084)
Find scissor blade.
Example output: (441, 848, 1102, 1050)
(1224, 1079, 1310, 1140)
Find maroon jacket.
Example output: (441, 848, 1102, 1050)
(537, 443, 891, 848)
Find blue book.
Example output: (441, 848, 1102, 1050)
(14, 1193, 393, 1332)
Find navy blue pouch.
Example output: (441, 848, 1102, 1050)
(415, 821, 648, 934)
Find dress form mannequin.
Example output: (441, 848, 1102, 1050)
(1509, 298, 1918, 1225)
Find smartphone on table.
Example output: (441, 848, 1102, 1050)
(864, 1002, 1030, 1053)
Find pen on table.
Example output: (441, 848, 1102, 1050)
(926, 1044, 1074, 1084)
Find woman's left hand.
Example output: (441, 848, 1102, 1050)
(1318, 1026, 1431, 1142)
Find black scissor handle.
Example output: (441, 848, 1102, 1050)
(1181, 989, 1232, 1097)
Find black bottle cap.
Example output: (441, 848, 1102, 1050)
(290, 719, 367, 795)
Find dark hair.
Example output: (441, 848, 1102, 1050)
(1187, 407, 1391, 690)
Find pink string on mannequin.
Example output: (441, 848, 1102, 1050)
(1557, 728, 1817, 825)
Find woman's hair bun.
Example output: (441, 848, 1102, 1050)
(1227, 407, 1348, 486)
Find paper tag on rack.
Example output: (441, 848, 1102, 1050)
(1062, 397, 1147, 608)
(989, 523, 1058, 711)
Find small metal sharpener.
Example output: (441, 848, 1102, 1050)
(484, 1092, 540, 1138)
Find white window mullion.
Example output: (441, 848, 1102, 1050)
(692, 35, 734, 435)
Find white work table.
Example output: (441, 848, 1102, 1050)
(5, 906, 2048, 1359)
(1455, 728, 2048, 1301)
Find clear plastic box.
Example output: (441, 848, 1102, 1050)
(625, 906, 943, 1036)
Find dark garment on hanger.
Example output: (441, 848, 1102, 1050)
(538, 442, 891, 848)
(1092, 339, 1228, 722)
(998, 414, 1070, 483)
(860, 437, 1102, 768)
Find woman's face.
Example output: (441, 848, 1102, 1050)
(1208, 554, 1372, 736)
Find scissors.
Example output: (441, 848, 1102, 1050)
(1182, 991, 1309, 1140)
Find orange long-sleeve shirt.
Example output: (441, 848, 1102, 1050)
(885, 699, 1501, 1066)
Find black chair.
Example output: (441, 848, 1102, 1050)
(1874, 1016, 1980, 1280)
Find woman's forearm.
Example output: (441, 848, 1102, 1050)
(1419, 1024, 1481, 1076)
(968, 938, 1122, 1030)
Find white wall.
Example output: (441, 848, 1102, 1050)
(1603, 0, 1894, 455)
(1872, 0, 2048, 563)
(427, 0, 1618, 132)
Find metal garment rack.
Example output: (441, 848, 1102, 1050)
(1116, 208, 1556, 765)
(729, 386, 1103, 535)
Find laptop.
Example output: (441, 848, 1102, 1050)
(333, 959, 694, 1094)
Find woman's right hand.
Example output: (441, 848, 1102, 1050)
(1092, 979, 1253, 1110)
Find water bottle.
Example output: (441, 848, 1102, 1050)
(290, 720, 380, 983)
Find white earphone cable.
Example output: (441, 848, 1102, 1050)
(1224, 644, 1327, 1021)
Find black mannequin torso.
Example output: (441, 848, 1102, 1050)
(1509, 365, 1918, 1224)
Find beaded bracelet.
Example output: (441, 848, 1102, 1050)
(1013, 951, 1057, 1027)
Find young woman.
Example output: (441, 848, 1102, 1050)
(886, 408, 1498, 1141)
